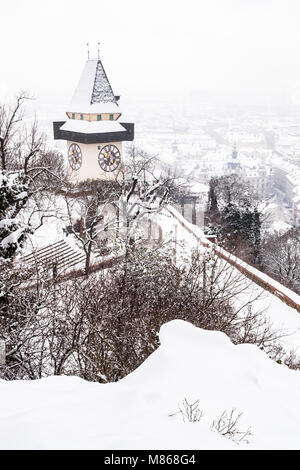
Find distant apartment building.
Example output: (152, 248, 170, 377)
(271, 160, 300, 226)
(225, 146, 272, 200)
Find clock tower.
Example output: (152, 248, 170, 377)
(53, 57, 134, 183)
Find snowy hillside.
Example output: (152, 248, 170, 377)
(1, 320, 300, 450)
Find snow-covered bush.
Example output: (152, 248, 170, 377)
(170, 400, 252, 444)
(170, 398, 204, 423)
(0, 170, 30, 259)
(261, 228, 300, 295)
(211, 408, 252, 444)
(0, 245, 282, 381)
(0, 92, 65, 256)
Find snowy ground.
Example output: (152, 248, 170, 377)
(1, 320, 300, 450)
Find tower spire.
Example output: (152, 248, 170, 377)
(232, 143, 238, 160)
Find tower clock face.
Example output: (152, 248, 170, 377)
(98, 144, 121, 172)
(68, 143, 82, 170)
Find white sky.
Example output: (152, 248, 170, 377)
(1, 0, 300, 108)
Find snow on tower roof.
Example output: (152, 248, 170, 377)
(68, 59, 121, 114)
(60, 120, 126, 134)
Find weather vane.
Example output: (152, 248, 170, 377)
(87, 42, 90, 60)
(98, 42, 100, 59)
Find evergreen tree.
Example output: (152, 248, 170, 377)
(204, 175, 262, 265)
(207, 178, 218, 213)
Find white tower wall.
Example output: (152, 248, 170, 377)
(67, 141, 123, 183)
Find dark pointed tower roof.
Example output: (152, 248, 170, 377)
(68, 59, 120, 114)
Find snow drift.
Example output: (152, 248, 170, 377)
(0, 320, 300, 450)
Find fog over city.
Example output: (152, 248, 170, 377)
(2, 0, 300, 230)
(1, 0, 300, 109)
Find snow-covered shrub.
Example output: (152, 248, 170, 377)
(261, 228, 300, 295)
(0, 170, 30, 259)
(170, 400, 252, 444)
(211, 408, 252, 444)
(170, 398, 204, 423)
(0, 244, 281, 382)
(0, 93, 65, 259)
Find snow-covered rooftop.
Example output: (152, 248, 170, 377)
(68, 59, 121, 114)
(60, 119, 126, 134)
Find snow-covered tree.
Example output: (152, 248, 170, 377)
(0, 93, 66, 370)
(0, 170, 31, 259)
(0, 92, 65, 259)
(204, 175, 262, 265)
(261, 228, 300, 294)
(63, 147, 179, 274)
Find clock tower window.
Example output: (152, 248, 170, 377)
(80, 113, 83, 120)
(72, 113, 75, 119)
(109, 114, 113, 120)
(97, 114, 102, 121)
